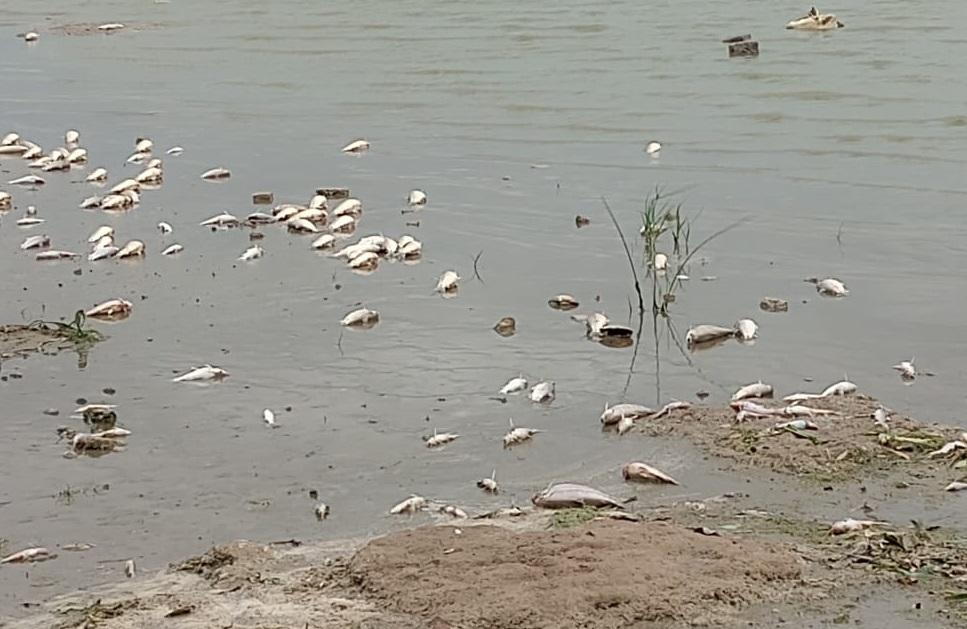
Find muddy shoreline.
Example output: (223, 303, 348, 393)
(6, 396, 967, 628)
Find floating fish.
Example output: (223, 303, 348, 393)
(166, 146, 184, 156)
(308, 194, 328, 210)
(439, 504, 468, 519)
(407, 189, 427, 206)
(389, 495, 426, 515)
(532, 482, 623, 509)
(286, 217, 319, 233)
(22, 144, 43, 159)
(425, 430, 460, 448)
(340, 308, 379, 327)
(332, 198, 363, 217)
(944, 481, 967, 492)
(500, 376, 528, 395)
(348, 251, 378, 270)
(397, 235, 422, 258)
(685, 324, 735, 346)
(245, 212, 277, 224)
(645, 141, 662, 155)
(786, 7, 844, 30)
(1, 547, 54, 564)
(600, 403, 652, 425)
(807, 277, 849, 297)
(172, 365, 229, 382)
(291, 208, 327, 223)
(1, 132, 21, 145)
(135, 166, 163, 184)
(734, 318, 758, 341)
(892, 359, 916, 379)
(125, 151, 149, 165)
(157, 221, 173, 235)
(341, 139, 370, 153)
(548, 294, 579, 310)
(200, 212, 239, 227)
(161, 243, 183, 256)
(98, 22, 125, 32)
(238, 245, 264, 261)
(67, 148, 87, 164)
(85, 299, 133, 318)
(200, 167, 231, 180)
(134, 138, 153, 153)
(493, 316, 516, 337)
(503, 419, 540, 447)
(20, 234, 50, 250)
(8, 175, 45, 186)
(24, 32, 39, 42)
(65, 129, 80, 145)
(88, 225, 114, 243)
(85, 167, 108, 182)
(731, 381, 773, 402)
(263, 409, 276, 427)
(622, 461, 679, 485)
(117, 240, 145, 258)
(315, 503, 331, 520)
(79, 196, 102, 209)
(0, 145, 28, 156)
(311, 234, 336, 250)
(529, 381, 555, 403)
(653, 253, 668, 270)
(329, 215, 356, 233)
(36, 250, 79, 261)
(477, 469, 499, 493)
(436, 270, 460, 293)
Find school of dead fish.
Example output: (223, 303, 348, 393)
(5, 9, 960, 573)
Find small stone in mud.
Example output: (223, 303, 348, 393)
(76, 398, 87, 405)
(43, 408, 59, 416)
(252, 192, 274, 205)
(309, 489, 318, 500)
(760, 297, 789, 313)
(696, 391, 710, 400)
(575, 215, 590, 228)
(73, 269, 82, 276)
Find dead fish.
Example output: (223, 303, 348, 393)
(774, 419, 819, 431)
(389, 495, 426, 515)
(477, 469, 499, 493)
(263, 409, 276, 427)
(332, 198, 363, 217)
(308, 194, 328, 210)
(100, 192, 137, 210)
(821, 380, 856, 397)
(0, 190, 11, 209)
(166, 146, 184, 156)
(79, 196, 102, 209)
(125, 151, 149, 165)
(872, 406, 891, 429)
(291, 208, 327, 224)
(0, 145, 29, 156)
(436, 270, 460, 293)
(109, 178, 140, 194)
(653, 253, 668, 271)
(85, 167, 108, 182)
(782, 404, 838, 418)
(731, 400, 785, 422)
(23, 32, 39, 42)
(944, 481, 967, 492)
(786, 7, 844, 30)
(311, 234, 336, 250)
(72, 403, 117, 416)
(156, 221, 173, 235)
(928, 440, 967, 458)
(85, 299, 133, 318)
(734, 318, 758, 341)
(200, 212, 239, 227)
(272, 204, 304, 221)
(685, 324, 735, 346)
(8, 175, 45, 186)
(828, 518, 886, 536)
(500, 376, 528, 395)
(134, 138, 153, 153)
(92, 427, 132, 439)
(341, 139, 370, 153)
(161, 243, 183, 256)
(238, 245, 264, 261)
(117, 240, 145, 258)
(124, 559, 136, 579)
(61, 543, 95, 552)
(529, 381, 555, 403)
(1, 547, 54, 564)
(67, 148, 87, 164)
(332, 242, 379, 260)
(548, 294, 579, 310)
(348, 251, 379, 270)
(200, 167, 231, 180)
(622, 461, 679, 485)
(601, 403, 652, 425)
(22, 144, 43, 159)
(493, 316, 516, 336)
(408, 189, 427, 206)
(892, 359, 916, 379)
(245, 212, 277, 225)
(172, 365, 229, 382)
(806, 277, 849, 297)
(88, 246, 119, 261)
(645, 141, 662, 155)
(36, 250, 79, 261)
(397, 235, 422, 258)
(731, 381, 773, 402)
(315, 503, 331, 520)
(71, 433, 120, 453)
(439, 505, 468, 519)
(425, 429, 460, 448)
(329, 214, 356, 233)
(503, 419, 541, 447)
(1, 132, 21, 145)
(98, 22, 125, 32)
(532, 482, 623, 509)
(616, 415, 635, 435)
(16, 217, 45, 227)
(20, 234, 50, 250)
(42, 159, 71, 172)
(340, 308, 379, 327)
(136, 166, 163, 184)
(648, 400, 691, 420)
(88, 226, 114, 243)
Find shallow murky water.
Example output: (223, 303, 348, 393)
(1, 0, 966, 617)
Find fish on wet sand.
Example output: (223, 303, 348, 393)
(622, 462, 679, 485)
(172, 365, 229, 382)
(407, 189, 427, 206)
(806, 277, 849, 297)
(503, 419, 541, 447)
(88, 226, 114, 243)
(238, 245, 264, 261)
(734, 318, 758, 341)
(601, 403, 652, 425)
(340, 308, 379, 327)
(532, 482, 623, 509)
(616, 415, 635, 435)
(477, 469, 499, 493)
(263, 409, 276, 427)
(36, 250, 80, 261)
(389, 495, 426, 515)
(786, 7, 844, 30)
(425, 430, 460, 448)
(85, 298, 133, 319)
(529, 381, 555, 403)
(311, 234, 336, 250)
(439, 504, 468, 519)
(1, 547, 54, 564)
(828, 518, 887, 536)
(20, 234, 50, 250)
(315, 503, 331, 520)
(435, 270, 460, 293)
(117, 240, 146, 258)
(648, 400, 691, 420)
(731, 381, 773, 402)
